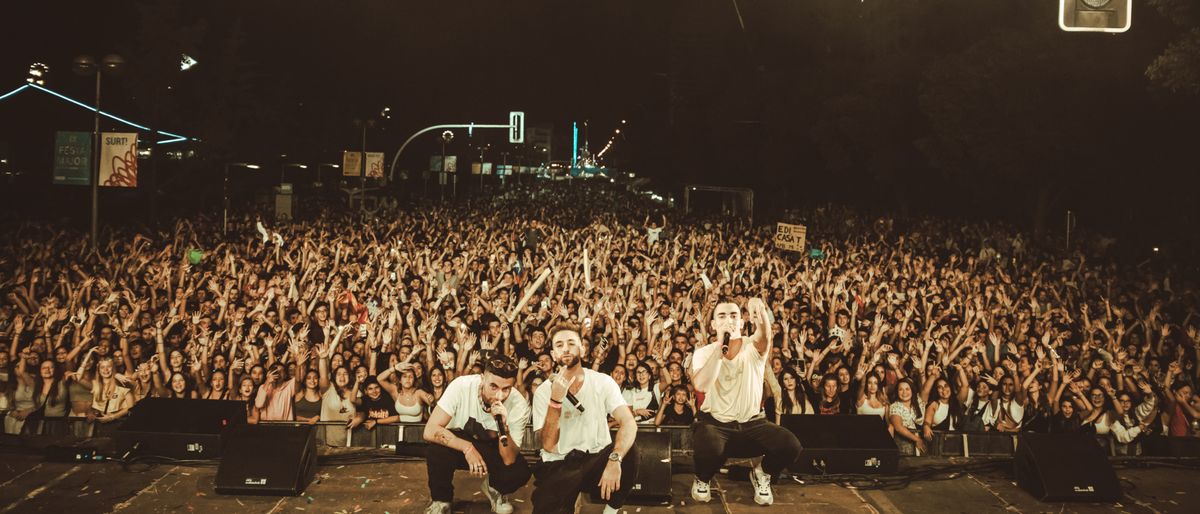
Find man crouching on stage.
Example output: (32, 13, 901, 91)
(690, 296, 802, 506)
(531, 322, 639, 514)
(422, 355, 531, 514)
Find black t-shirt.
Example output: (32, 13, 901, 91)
(660, 403, 695, 426)
(360, 392, 397, 420)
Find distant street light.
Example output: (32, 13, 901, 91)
(73, 53, 125, 245)
(223, 162, 260, 234)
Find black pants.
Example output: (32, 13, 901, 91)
(692, 412, 802, 482)
(425, 430, 532, 503)
(531, 442, 639, 514)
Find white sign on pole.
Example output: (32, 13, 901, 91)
(774, 222, 807, 252)
(509, 111, 525, 143)
(342, 151, 361, 176)
(365, 152, 385, 178)
(100, 132, 139, 187)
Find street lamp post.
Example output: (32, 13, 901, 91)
(440, 130, 454, 202)
(500, 151, 509, 189)
(315, 163, 339, 188)
(353, 118, 377, 211)
(223, 162, 260, 235)
(73, 54, 124, 245)
(280, 163, 307, 184)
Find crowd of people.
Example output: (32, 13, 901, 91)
(2, 178, 1198, 463)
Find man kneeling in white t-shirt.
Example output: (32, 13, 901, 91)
(422, 355, 531, 514)
(690, 297, 803, 506)
(531, 323, 639, 514)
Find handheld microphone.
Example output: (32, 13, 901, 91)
(494, 414, 509, 446)
(721, 331, 731, 356)
(554, 366, 587, 412)
(564, 391, 585, 413)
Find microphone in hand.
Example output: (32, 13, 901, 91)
(494, 413, 509, 446)
(490, 401, 509, 446)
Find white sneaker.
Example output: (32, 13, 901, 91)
(749, 464, 774, 506)
(691, 478, 712, 503)
(481, 477, 514, 514)
(424, 500, 451, 514)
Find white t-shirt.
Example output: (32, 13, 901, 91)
(532, 368, 627, 462)
(622, 386, 657, 424)
(982, 396, 1024, 428)
(436, 374, 531, 447)
(692, 340, 768, 423)
(646, 226, 663, 244)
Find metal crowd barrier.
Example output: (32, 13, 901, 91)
(253, 421, 696, 459)
(0, 408, 1169, 460)
(923, 431, 1146, 458)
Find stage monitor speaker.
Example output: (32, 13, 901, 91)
(1141, 435, 1200, 458)
(588, 430, 672, 505)
(1014, 433, 1120, 502)
(115, 398, 247, 459)
(781, 415, 899, 474)
(215, 424, 317, 496)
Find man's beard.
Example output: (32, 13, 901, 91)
(558, 353, 581, 370)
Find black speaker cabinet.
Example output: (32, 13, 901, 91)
(588, 430, 672, 505)
(215, 424, 317, 496)
(628, 431, 672, 503)
(781, 415, 899, 474)
(115, 398, 247, 459)
(1014, 433, 1121, 502)
(1141, 435, 1200, 458)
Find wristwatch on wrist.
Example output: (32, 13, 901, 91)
(608, 452, 622, 463)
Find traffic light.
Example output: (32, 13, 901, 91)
(1059, 0, 1131, 33)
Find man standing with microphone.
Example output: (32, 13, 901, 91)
(690, 296, 802, 506)
(531, 322, 639, 514)
(422, 355, 531, 514)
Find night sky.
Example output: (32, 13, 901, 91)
(1, 1, 1198, 244)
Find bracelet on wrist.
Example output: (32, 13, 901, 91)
(549, 400, 562, 409)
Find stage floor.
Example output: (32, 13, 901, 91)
(0, 448, 1196, 513)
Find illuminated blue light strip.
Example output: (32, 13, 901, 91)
(0, 84, 30, 101)
(572, 121, 578, 168)
(2, 83, 195, 144)
(29, 83, 154, 131)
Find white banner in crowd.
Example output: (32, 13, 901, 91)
(774, 222, 807, 252)
(100, 132, 138, 187)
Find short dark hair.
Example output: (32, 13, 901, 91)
(484, 355, 519, 379)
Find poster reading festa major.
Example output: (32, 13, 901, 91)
(53, 131, 91, 185)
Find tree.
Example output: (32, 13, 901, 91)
(1145, 0, 1200, 95)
